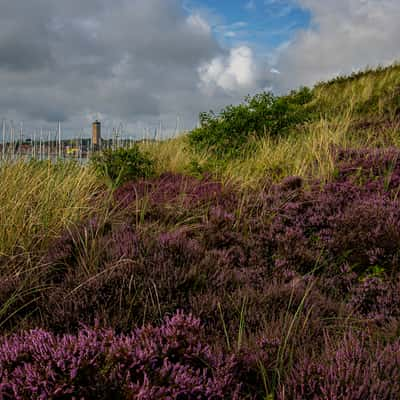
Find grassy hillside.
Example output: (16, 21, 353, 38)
(140, 63, 400, 186)
(1, 63, 400, 399)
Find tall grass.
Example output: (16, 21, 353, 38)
(0, 160, 101, 259)
(225, 113, 355, 186)
(313, 62, 400, 117)
(135, 113, 367, 187)
(137, 135, 195, 175)
(140, 64, 400, 187)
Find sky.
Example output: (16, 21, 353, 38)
(0, 0, 399, 138)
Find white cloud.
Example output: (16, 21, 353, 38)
(198, 46, 258, 93)
(272, 0, 400, 92)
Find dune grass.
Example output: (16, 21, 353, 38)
(136, 112, 398, 187)
(138, 64, 400, 187)
(0, 160, 102, 259)
(137, 134, 198, 175)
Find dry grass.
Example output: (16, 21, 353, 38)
(137, 134, 193, 175)
(136, 112, 367, 187)
(0, 160, 102, 258)
(140, 65, 400, 188)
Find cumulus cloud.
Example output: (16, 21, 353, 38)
(198, 46, 262, 93)
(272, 0, 400, 92)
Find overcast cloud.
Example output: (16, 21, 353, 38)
(273, 0, 400, 92)
(0, 0, 399, 137)
(0, 0, 228, 135)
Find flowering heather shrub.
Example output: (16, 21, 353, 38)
(43, 216, 109, 274)
(266, 148, 400, 275)
(100, 222, 139, 262)
(42, 228, 76, 269)
(281, 333, 400, 400)
(113, 172, 237, 214)
(348, 276, 400, 322)
(335, 146, 400, 189)
(0, 312, 243, 400)
(4, 147, 400, 397)
(9, 148, 400, 333)
(200, 205, 250, 268)
(40, 227, 209, 332)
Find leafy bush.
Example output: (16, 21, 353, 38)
(188, 87, 314, 157)
(91, 146, 155, 186)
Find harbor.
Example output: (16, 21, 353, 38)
(0, 119, 173, 162)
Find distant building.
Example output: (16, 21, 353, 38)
(92, 120, 101, 150)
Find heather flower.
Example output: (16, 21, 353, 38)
(3, 149, 400, 399)
(0, 312, 243, 399)
(348, 276, 400, 322)
(281, 332, 400, 400)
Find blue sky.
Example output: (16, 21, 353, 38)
(183, 0, 311, 58)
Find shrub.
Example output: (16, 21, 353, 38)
(281, 333, 400, 400)
(261, 148, 400, 276)
(348, 276, 400, 322)
(0, 312, 243, 399)
(91, 146, 155, 187)
(8, 148, 400, 335)
(113, 172, 236, 210)
(188, 87, 314, 158)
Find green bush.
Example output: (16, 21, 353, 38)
(91, 146, 155, 187)
(188, 87, 315, 158)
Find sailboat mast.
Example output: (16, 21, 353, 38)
(32, 130, 36, 159)
(39, 128, 43, 161)
(10, 121, 14, 160)
(19, 122, 23, 158)
(2, 119, 5, 160)
(58, 121, 61, 158)
(47, 130, 51, 160)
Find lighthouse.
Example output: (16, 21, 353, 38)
(92, 120, 101, 151)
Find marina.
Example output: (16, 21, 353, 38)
(0, 119, 180, 162)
